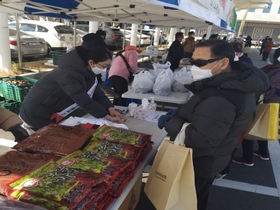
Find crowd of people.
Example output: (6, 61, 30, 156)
(1, 29, 279, 210)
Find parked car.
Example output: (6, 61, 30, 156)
(76, 24, 124, 50)
(9, 28, 48, 59)
(141, 29, 168, 44)
(8, 20, 81, 54)
(121, 29, 151, 46)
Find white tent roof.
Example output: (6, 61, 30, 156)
(0, 0, 222, 30)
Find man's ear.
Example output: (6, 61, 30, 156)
(88, 60, 94, 67)
(220, 57, 230, 71)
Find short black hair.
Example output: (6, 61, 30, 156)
(188, 31, 195, 35)
(209, 34, 219, 39)
(96, 30, 106, 37)
(175, 32, 183, 39)
(87, 46, 112, 63)
(230, 41, 243, 53)
(196, 39, 235, 65)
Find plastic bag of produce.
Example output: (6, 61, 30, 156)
(153, 69, 174, 96)
(172, 67, 193, 92)
(132, 70, 155, 93)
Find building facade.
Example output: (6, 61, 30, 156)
(236, 0, 280, 42)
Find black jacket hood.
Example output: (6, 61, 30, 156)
(57, 46, 92, 79)
(82, 33, 101, 41)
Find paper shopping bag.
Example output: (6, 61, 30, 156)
(144, 123, 197, 210)
(244, 103, 279, 140)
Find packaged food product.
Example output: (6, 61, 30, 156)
(57, 150, 132, 179)
(12, 124, 93, 156)
(91, 125, 152, 147)
(83, 140, 141, 161)
(0, 151, 56, 196)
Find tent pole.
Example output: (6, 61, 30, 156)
(16, 14, 22, 68)
(73, 20, 77, 47)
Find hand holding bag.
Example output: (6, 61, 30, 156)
(244, 103, 279, 140)
(144, 123, 197, 210)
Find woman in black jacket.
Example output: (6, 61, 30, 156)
(20, 46, 124, 132)
(161, 39, 269, 210)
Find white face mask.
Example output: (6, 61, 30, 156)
(190, 65, 213, 81)
(91, 65, 107, 74)
(190, 60, 220, 81)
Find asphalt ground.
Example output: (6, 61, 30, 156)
(0, 45, 280, 209)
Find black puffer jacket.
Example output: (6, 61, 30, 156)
(20, 47, 113, 130)
(165, 62, 270, 178)
(82, 33, 107, 50)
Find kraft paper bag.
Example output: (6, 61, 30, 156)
(244, 103, 279, 141)
(144, 123, 197, 210)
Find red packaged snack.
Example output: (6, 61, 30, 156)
(9, 161, 108, 203)
(108, 167, 134, 198)
(12, 124, 93, 156)
(91, 125, 152, 147)
(72, 183, 111, 210)
(83, 140, 142, 161)
(0, 151, 56, 196)
(10, 190, 68, 210)
(0, 195, 46, 210)
(56, 150, 132, 179)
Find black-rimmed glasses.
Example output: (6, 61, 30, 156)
(190, 58, 222, 67)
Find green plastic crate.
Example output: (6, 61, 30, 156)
(50, 50, 66, 65)
(0, 76, 37, 102)
(0, 97, 21, 114)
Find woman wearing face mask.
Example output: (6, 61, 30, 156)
(19, 46, 124, 132)
(108, 45, 141, 106)
(159, 39, 269, 210)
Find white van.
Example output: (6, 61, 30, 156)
(9, 20, 81, 54)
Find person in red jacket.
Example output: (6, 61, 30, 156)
(262, 38, 274, 61)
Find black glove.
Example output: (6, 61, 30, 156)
(9, 124, 29, 142)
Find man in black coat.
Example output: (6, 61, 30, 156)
(160, 39, 270, 210)
(166, 32, 184, 71)
(260, 36, 269, 55)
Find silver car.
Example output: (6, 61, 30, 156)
(9, 28, 48, 59)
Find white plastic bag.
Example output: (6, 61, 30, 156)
(153, 61, 171, 78)
(132, 70, 155, 93)
(172, 67, 193, 92)
(153, 69, 174, 96)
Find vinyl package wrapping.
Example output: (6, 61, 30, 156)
(2, 124, 153, 209)
(12, 124, 93, 156)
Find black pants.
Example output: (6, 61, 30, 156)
(195, 175, 215, 210)
(242, 139, 268, 161)
(109, 75, 128, 106)
(262, 51, 270, 60)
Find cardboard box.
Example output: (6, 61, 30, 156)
(119, 174, 142, 210)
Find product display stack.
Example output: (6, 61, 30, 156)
(0, 124, 153, 209)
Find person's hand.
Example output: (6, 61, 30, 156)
(105, 114, 124, 123)
(9, 124, 29, 142)
(158, 115, 172, 129)
(108, 107, 125, 120)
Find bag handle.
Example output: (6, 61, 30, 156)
(174, 122, 191, 146)
(119, 53, 132, 73)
